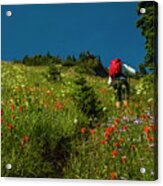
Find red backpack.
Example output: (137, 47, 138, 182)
(109, 58, 122, 79)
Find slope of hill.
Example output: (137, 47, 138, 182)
(1, 61, 156, 180)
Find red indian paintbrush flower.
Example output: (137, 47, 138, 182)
(122, 125, 127, 131)
(19, 106, 23, 112)
(114, 118, 119, 123)
(105, 128, 112, 138)
(54, 99, 63, 110)
(119, 137, 123, 143)
(105, 131, 110, 139)
(80, 128, 86, 134)
(11, 104, 15, 111)
(106, 127, 112, 133)
(121, 156, 127, 164)
(22, 135, 29, 143)
(113, 142, 119, 147)
(90, 129, 96, 135)
(57, 103, 63, 110)
(101, 139, 107, 144)
(112, 150, 118, 157)
(8, 123, 13, 130)
(144, 126, 150, 133)
(141, 113, 146, 119)
(130, 111, 133, 115)
(112, 124, 117, 131)
(150, 124, 156, 130)
(111, 171, 117, 180)
(24, 135, 29, 142)
(147, 136, 155, 141)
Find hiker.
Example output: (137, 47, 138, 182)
(108, 58, 136, 108)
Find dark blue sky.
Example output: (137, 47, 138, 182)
(2, 2, 145, 68)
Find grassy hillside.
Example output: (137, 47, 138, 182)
(1, 61, 157, 180)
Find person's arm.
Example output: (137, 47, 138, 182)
(123, 64, 136, 76)
(108, 76, 112, 85)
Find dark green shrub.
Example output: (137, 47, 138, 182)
(73, 76, 102, 119)
(62, 60, 75, 67)
(74, 65, 96, 76)
(48, 65, 61, 81)
(62, 55, 76, 67)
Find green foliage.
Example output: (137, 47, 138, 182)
(75, 51, 108, 77)
(14, 53, 63, 66)
(73, 76, 102, 119)
(48, 65, 61, 81)
(74, 65, 96, 76)
(1, 62, 157, 180)
(136, 1, 158, 70)
(62, 55, 76, 67)
(135, 74, 154, 100)
(13, 50, 108, 78)
(139, 63, 147, 76)
(1, 63, 87, 177)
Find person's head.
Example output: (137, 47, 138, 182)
(114, 58, 121, 63)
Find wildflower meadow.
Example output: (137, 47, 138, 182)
(1, 61, 157, 180)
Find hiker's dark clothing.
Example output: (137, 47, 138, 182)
(112, 78, 130, 101)
(108, 64, 136, 101)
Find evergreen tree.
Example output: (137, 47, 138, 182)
(72, 54, 76, 62)
(139, 63, 147, 75)
(48, 65, 61, 81)
(136, 1, 158, 70)
(22, 55, 30, 65)
(74, 76, 101, 119)
(63, 55, 75, 66)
